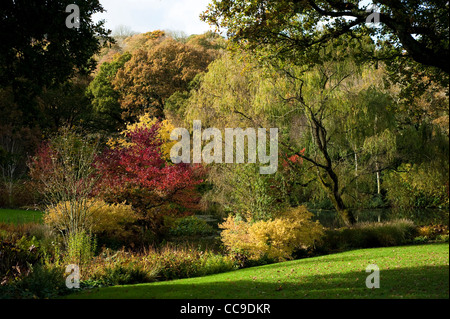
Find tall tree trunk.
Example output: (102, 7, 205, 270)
(310, 112, 356, 226)
(374, 115, 381, 195)
(318, 169, 356, 226)
(376, 162, 381, 195)
(354, 147, 359, 193)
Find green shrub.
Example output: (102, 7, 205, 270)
(413, 236, 429, 244)
(99, 264, 157, 286)
(168, 216, 215, 237)
(383, 163, 449, 209)
(436, 234, 449, 242)
(0, 238, 42, 283)
(368, 194, 386, 209)
(81, 245, 235, 287)
(196, 252, 236, 276)
(0, 265, 68, 299)
(318, 219, 417, 253)
(64, 231, 96, 268)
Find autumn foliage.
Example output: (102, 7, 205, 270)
(94, 120, 204, 233)
(219, 206, 324, 262)
(45, 199, 138, 243)
(28, 121, 203, 240)
(113, 37, 216, 120)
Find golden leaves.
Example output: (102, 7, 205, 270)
(219, 206, 324, 262)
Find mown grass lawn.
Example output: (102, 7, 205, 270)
(0, 208, 44, 224)
(68, 243, 449, 299)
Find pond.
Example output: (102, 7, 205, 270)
(310, 208, 449, 228)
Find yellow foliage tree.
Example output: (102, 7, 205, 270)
(108, 113, 176, 160)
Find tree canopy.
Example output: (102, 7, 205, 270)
(202, 0, 449, 74)
(0, 0, 112, 129)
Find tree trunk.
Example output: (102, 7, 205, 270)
(354, 149, 359, 193)
(318, 170, 356, 226)
(310, 113, 356, 226)
(376, 163, 381, 195)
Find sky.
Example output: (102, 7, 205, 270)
(93, 0, 213, 36)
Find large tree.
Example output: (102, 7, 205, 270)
(202, 0, 449, 74)
(185, 47, 407, 225)
(86, 52, 132, 133)
(0, 0, 111, 126)
(113, 37, 217, 121)
(94, 121, 204, 236)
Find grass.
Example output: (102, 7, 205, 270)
(0, 208, 44, 224)
(67, 243, 449, 299)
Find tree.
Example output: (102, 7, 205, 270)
(112, 25, 138, 39)
(113, 37, 216, 121)
(185, 51, 275, 128)
(86, 52, 132, 133)
(185, 45, 406, 225)
(184, 52, 310, 219)
(0, 124, 40, 206)
(186, 31, 227, 52)
(94, 121, 204, 236)
(0, 0, 112, 126)
(35, 74, 95, 134)
(202, 0, 449, 74)
(276, 62, 361, 225)
(28, 129, 100, 241)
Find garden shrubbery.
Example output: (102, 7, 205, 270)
(0, 224, 62, 282)
(82, 245, 235, 287)
(0, 264, 69, 299)
(414, 224, 449, 244)
(2, 205, 449, 299)
(1, 129, 446, 299)
(168, 216, 216, 237)
(0, 226, 235, 298)
(45, 199, 138, 246)
(317, 219, 418, 253)
(220, 206, 324, 264)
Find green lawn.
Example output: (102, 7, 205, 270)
(68, 243, 449, 299)
(0, 208, 44, 224)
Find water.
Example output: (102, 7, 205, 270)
(310, 208, 449, 228)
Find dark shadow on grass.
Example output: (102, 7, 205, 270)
(68, 265, 449, 300)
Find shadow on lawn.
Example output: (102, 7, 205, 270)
(70, 264, 449, 299)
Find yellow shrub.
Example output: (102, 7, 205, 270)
(220, 206, 324, 262)
(219, 216, 254, 256)
(45, 199, 138, 240)
(417, 225, 432, 237)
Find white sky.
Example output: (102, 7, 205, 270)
(93, 0, 213, 35)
